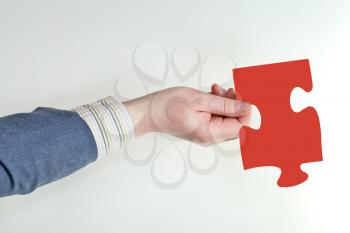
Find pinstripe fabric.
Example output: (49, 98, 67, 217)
(72, 96, 135, 157)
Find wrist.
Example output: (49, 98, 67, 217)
(123, 94, 155, 137)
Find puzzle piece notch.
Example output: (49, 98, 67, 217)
(233, 59, 323, 187)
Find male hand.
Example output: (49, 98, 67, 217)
(124, 84, 251, 146)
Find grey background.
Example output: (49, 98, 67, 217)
(0, 0, 349, 232)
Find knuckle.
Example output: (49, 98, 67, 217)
(223, 98, 233, 114)
(190, 91, 205, 107)
(195, 132, 212, 146)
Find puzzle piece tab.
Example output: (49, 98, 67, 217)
(233, 59, 323, 187)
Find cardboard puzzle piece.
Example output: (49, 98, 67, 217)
(233, 59, 323, 187)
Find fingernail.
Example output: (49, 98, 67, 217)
(236, 101, 250, 112)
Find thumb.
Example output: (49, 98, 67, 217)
(198, 92, 251, 117)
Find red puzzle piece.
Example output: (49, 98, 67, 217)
(233, 59, 323, 187)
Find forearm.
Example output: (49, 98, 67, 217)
(0, 97, 134, 197)
(0, 107, 97, 197)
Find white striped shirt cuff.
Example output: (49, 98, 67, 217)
(72, 96, 135, 158)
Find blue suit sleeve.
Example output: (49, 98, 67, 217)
(0, 107, 98, 197)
